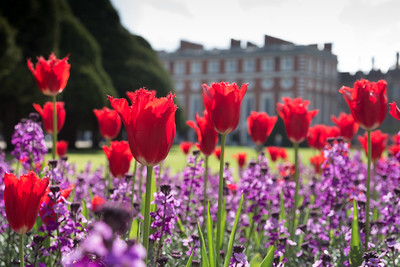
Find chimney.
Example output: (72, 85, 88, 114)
(230, 39, 241, 49)
(178, 40, 203, 51)
(396, 52, 399, 69)
(264, 35, 293, 47)
(246, 41, 257, 48)
(323, 43, 332, 52)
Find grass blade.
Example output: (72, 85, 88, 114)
(81, 199, 88, 220)
(129, 218, 139, 239)
(186, 250, 194, 267)
(220, 199, 227, 249)
(260, 245, 275, 267)
(207, 202, 216, 267)
(197, 221, 210, 267)
(349, 199, 363, 267)
(223, 194, 244, 267)
(279, 190, 286, 224)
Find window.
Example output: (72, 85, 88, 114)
(208, 60, 219, 73)
(308, 79, 314, 89)
(316, 94, 322, 123)
(190, 94, 203, 120)
(177, 95, 185, 110)
(225, 59, 237, 73)
(175, 80, 184, 92)
(262, 78, 274, 89)
(243, 58, 255, 72)
(261, 93, 274, 115)
(324, 63, 330, 76)
(261, 58, 274, 71)
(316, 81, 322, 91)
(174, 62, 185, 75)
(281, 57, 294, 71)
(308, 58, 314, 72)
(191, 61, 202, 74)
(280, 77, 293, 89)
(244, 79, 255, 89)
(316, 60, 323, 74)
(191, 80, 201, 91)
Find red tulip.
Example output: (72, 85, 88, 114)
(277, 97, 318, 144)
(392, 133, 400, 145)
(266, 146, 288, 162)
(310, 153, 325, 174)
(33, 102, 66, 134)
(56, 140, 68, 157)
(4, 172, 50, 234)
(93, 107, 121, 140)
(358, 130, 388, 161)
(202, 82, 247, 134)
(103, 141, 133, 179)
(108, 88, 177, 167)
(187, 110, 219, 156)
(27, 53, 70, 96)
(247, 111, 277, 146)
(39, 184, 74, 225)
(389, 102, 400, 122)
(331, 112, 359, 142)
(388, 144, 400, 158)
(307, 125, 340, 150)
(92, 196, 106, 212)
(214, 147, 222, 160)
(339, 79, 387, 130)
(279, 162, 295, 178)
(227, 183, 238, 192)
(232, 152, 247, 168)
(179, 141, 193, 155)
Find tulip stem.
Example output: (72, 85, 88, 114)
(131, 160, 138, 209)
(290, 142, 299, 239)
(216, 134, 226, 266)
(19, 234, 24, 267)
(157, 163, 161, 190)
(105, 138, 111, 195)
(202, 155, 209, 229)
(365, 129, 372, 251)
(143, 165, 153, 262)
(52, 95, 57, 160)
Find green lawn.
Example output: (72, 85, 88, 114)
(65, 145, 317, 176)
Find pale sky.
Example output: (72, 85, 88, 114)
(110, 0, 400, 74)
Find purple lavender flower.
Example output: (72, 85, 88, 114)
(182, 234, 200, 257)
(229, 245, 249, 267)
(360, 251, 387, 267)
(11, 114, 48, 171)
(62, 221, 146, 267)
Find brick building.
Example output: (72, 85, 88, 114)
(159, 35, 339, 145)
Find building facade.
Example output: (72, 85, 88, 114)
(159, 35, 340, 145)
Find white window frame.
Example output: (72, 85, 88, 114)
(261, 57, 274, 72)
(190, 61, 202, 74)
(174, 62, 185, 75)
(208, 60, 219, 74)
(225, 59, 237, 73)
(243, 58, 255, 73)
(281, 56, 294, 71)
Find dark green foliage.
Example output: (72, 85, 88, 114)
(67, 0, 185, 132)
(0, 0, 182, 148)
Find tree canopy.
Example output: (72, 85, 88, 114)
(0, 0, 183, 149)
